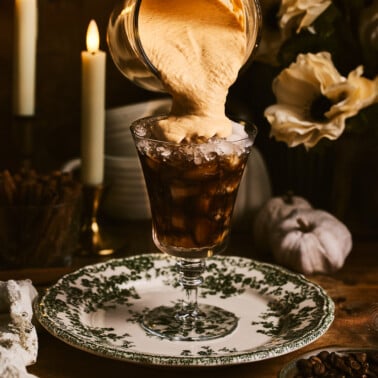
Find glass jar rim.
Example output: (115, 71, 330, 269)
(133, 0, 160, 79)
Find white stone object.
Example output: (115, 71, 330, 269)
(0, 280, 39, 377)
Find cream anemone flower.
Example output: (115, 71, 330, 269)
(255, 0, 331, 65)
(264, 52, 378, 149)
(279, 0, 332, 34)
(325, 66, 378, 121)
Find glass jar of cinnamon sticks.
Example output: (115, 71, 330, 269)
(0, 169, 82, 269)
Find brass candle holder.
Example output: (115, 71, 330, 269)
(78, 184, 114, 256)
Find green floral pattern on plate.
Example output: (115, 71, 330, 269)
(34, 253, 334, 366)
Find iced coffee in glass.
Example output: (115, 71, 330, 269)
(131, 116, 256, 259)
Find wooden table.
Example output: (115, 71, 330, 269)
(1, 220, 377, 378)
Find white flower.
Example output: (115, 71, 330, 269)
(264, 52, 378, 149)
(279, 0, 332, 34)
(255, 0, 332, 64)
(325, 66, 378, 120)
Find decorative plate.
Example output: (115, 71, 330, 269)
(34, 254, 334, 367)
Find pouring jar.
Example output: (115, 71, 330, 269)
(107, 0, 262, 93)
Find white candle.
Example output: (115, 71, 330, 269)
(13, 0, 38, 116)
(81, 20, 106, 186)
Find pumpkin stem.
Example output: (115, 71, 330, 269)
(296, 217, 314, 233)
(283, 190, 294, 204)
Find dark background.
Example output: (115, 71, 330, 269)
(0, 0, 164, 171)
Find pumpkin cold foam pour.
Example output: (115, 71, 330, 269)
(138, 0, 248, 143)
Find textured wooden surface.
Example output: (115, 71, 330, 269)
(1, 220, 376, 378)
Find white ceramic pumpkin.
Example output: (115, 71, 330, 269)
(270, 208, 353, 274)
(253, 192, 312, 251)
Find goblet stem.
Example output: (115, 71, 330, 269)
(175, 259, 205, 323)
(141, 256, 238, 341)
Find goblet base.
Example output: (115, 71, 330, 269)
(141, 303, 238, 341)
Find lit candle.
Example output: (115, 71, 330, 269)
(13, 0, 38, 116)
(81, 20, 106, 186)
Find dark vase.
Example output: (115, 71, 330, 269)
(266, 134, 378, 240)
(331, 134, 378, 240)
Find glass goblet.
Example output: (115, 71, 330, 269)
(131, 116, 257, 341)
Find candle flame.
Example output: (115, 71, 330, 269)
(86, 20, 100, 53)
